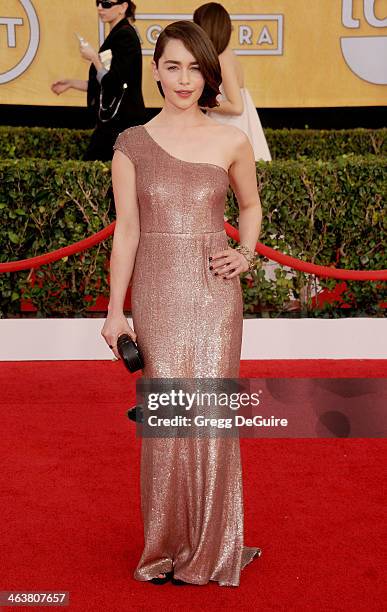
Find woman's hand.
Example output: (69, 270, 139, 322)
(101, 312, 137, 360)
(209, 247, 250, 279)
(51, 79, 73, 95)
(79, 42, 98, 63)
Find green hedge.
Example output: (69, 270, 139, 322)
(266, 127, 386, 159)
(0, 156, 385, 318)
(0, 126, 386, 161)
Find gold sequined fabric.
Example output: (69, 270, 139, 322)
(113, 125, 260, 586)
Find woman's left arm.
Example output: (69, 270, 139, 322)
(210, 130, 262, 279)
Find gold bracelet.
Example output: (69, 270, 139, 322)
(236, 245, 256, 271)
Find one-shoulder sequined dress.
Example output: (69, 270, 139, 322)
(113, 125, 260, 587)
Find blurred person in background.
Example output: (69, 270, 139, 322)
(193, 2, 271, 162)
(51, 1, 146, 160)
(193, 2, 287, 288)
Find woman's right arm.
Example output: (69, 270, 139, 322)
(51, 79, 88, 94)
(101, 150, 140, 356)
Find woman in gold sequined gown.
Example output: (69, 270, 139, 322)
(101, 21, 263, 587)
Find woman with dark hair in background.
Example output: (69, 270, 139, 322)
(194, 2, 271, 161)
(51, 1, 146, 160)
(101, 20, 263, 587)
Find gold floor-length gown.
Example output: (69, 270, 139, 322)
(113, 125, 260, 586)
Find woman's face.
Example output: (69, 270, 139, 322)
(96, 0, 127, 25)
(152, 39, 206, 109)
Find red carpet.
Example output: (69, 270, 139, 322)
(1, 360, 386, 611)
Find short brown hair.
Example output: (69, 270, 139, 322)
(153, 20, 221, 108)
(193, 3, 231, 55)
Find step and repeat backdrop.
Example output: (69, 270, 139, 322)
(0, 0, 386, 108)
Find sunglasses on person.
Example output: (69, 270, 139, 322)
(96, 0, 125, 9)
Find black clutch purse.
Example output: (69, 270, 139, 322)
(117, 333, 144, 373)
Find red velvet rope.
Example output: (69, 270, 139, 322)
(0, 224, 114, 273)
(0, 220, 386, 281)
(224, 222, 387, 281)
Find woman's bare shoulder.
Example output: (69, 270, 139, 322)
(219, 46, 235, 62)
(204, 118, 244, 139)
(213, 123, 248, 148)
(203, 122, 248, 163)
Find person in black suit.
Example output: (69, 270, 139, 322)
(51, 1, 146, 160)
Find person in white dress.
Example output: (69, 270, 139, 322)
(193, 3, 285, 290)
(194, 5, 317, 303)
(193, 2, 271, 162)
